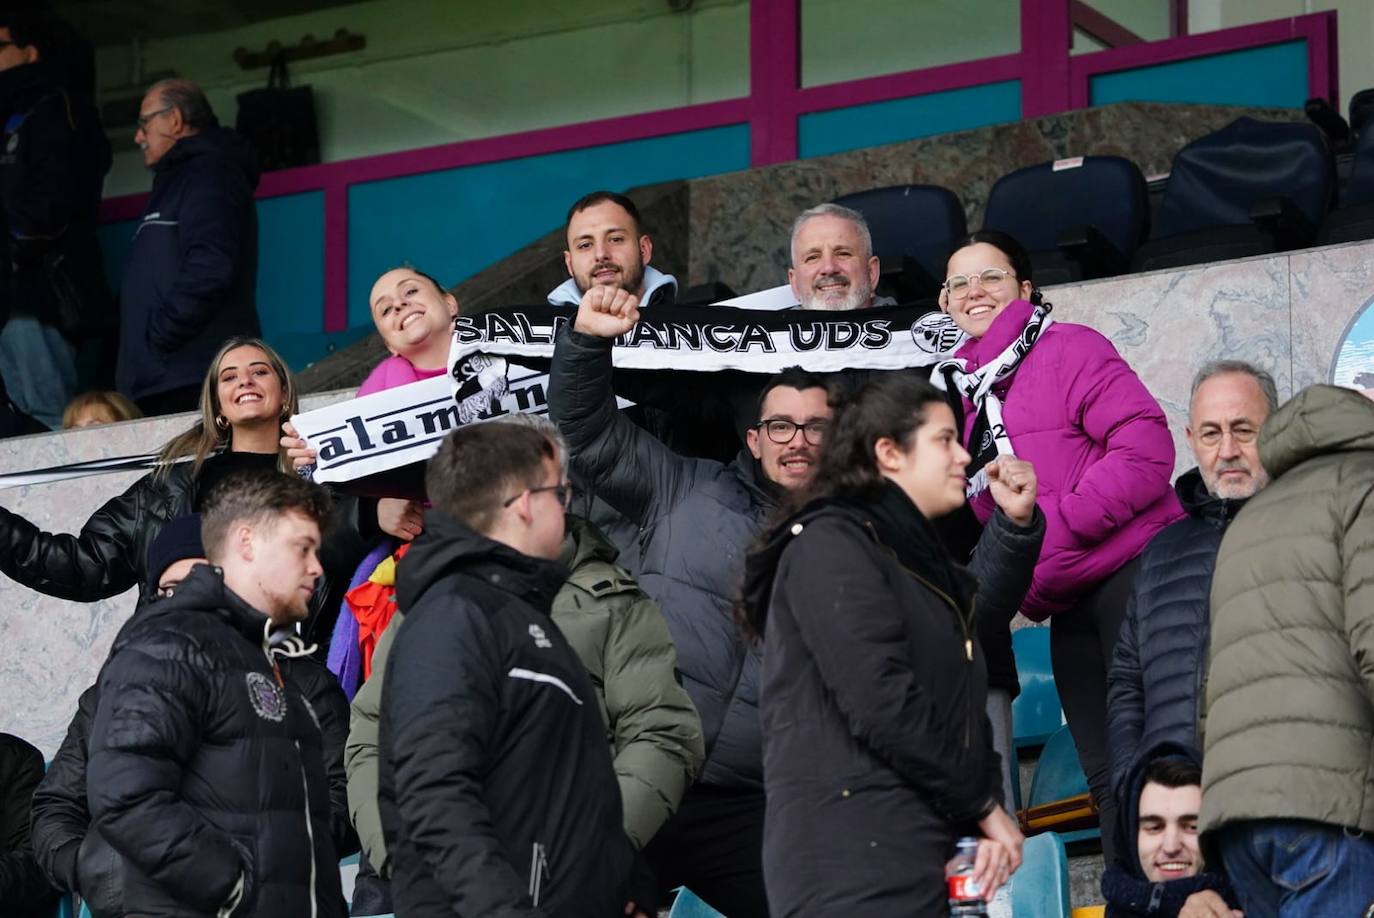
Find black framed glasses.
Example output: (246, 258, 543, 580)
(756, 418, 828, 445)
(502, 482, 572, 509)
(136, 106, 173, 130)
(943, 267, 1013, 301)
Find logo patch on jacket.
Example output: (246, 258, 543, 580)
(246, 672, 286, 721)
(529, 624, 552, 648)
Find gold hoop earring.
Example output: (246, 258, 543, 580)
(214, 415, 229, 431)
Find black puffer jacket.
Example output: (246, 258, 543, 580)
(0, 452, 374, 644)
(33, 617, 356, 917)
(115, 125, 260, 401)
(378, 511, 634, 917)
(0, 733, 58, 916)
(743, 483, 1011, 917)
(85, 565, 348, 917)
(1106, 469, 1246, 801)
(549, 327, 777, 789)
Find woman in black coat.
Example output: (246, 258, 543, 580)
(740, 372, 1029, 917)
(0, 336, 372, 644)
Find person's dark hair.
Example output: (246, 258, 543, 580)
(565, 190, 644, 237)
(0, 9, 55, 57)
(200, 470, 332, 563)
(947, 229, 1047, 307)
(148, 78, 216, 131)
(426, 423, 558, 534)
(754, 367, 833, 423)
(380, 264, 450, 298)
(1142, 757, 1201, 791)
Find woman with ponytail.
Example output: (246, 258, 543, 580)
(934, 230, 1182, 864)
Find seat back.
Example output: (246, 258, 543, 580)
(668, 888, 727, 918)
(833, 185, 967, 285)
(1011, 831, 1071, 918)
(983, 156, 1148, 260)
(1350, 87, 1374, 138)
(1011, 627, 1062, 750)
(1343, 123, 1374, 207)
(1153, 117, 1333, 238)
(1027, 725, 1090, 808)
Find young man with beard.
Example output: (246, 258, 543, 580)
(549, 289, 1045, 916)
(1106, 361, 1277, 798)
(548, 190, 677, 309)
(85, 477, 349, 917)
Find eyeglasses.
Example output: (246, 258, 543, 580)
(502, 482, 573, 509)
(136, 106, 173, 131)
(756, 418, 828, 445)
(943, 267, 1013, 301)
(1195, 425, 1259, 447)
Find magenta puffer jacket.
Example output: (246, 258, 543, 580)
(958, 299, 1183, 620)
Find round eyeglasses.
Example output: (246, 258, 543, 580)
(943, 267, 1013, 301)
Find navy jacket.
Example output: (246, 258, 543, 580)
(116, 125, 260, 400)
(1105, 469, 1247, 802)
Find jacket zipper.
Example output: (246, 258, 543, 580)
(295, 740, 319, 918)
(528, 842, 550, 907)
(862, 521, 977, 747)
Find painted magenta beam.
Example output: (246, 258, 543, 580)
(1067, 11, 1338, 108)
(1021, 0, 1074, 117)
(749, 0, 801, 166)
(1070, 0, 1144, 48)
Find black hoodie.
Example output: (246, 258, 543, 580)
(377, 509, 634, 917)
(1100, 742, 1237, 917)
(116, 124, 261, 401)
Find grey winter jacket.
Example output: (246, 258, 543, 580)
(1201, 385, 1374, 834)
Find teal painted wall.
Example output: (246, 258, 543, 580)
(345, 123, 751, 328)
(798, 81, 1022, 159)
(1089, 41, 1309, 108)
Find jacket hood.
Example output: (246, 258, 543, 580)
(559, 514, 620, 572)
(1174, 467, 1249, 527)
(136, 562, 273, 648)
(396, 509, 570, 614)
(1259, 384, 1374, 479)
(156, 124, 261, 187)
(546, 265, 677, 307)
(1113, 740, 1202, 879)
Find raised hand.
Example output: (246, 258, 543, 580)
(574, 285, 641, 338)
(986, 455, 1037, 526)
(280, 420, 317, 471)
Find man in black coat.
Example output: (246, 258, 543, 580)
(117, 79, 260, 415)
(32, 513, 357, 917)
(85, 474, 349, 917)
(378, 422, 639, 917)
(1106, 361, 1277, 801)
(0, 732, 59, 916)
(0, 10, 112, 429)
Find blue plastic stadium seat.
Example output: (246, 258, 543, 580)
(1011, 831, 1071, 918)
(833, 184, 967, 303)
(668, 887, 727, 918)
(983, 155, 1148, 284)
(1320, 122, 1374, 243)
(1132, 116, 1334, 272)
(1011, 627, 1062, 751)
(1021, 725, 1100, 846)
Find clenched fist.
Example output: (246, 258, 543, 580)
(986, 455, 1037, 526)
(574, 285, 640, 338)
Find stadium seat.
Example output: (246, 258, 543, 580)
(1011, 627, 1062, 752)
(53, 895, 74, 918)
(1011, 831, 1071, 918)
(1020, 725, 1099, 844)
(833, 185, 967, 302)
(1131, 117, 1335, 272)
(1320, 123, 1374, 243)
(668, 887, 727, 918)
(983, 156, 1148, 284)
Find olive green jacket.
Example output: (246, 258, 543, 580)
(1201, 385, 1374, 834)
(345, 516, 704, 873)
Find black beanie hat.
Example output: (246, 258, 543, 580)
(146, 514, 206, 592)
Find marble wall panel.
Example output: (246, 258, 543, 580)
(0, 390, 350, 756)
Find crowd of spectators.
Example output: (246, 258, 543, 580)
(0, 9, 1369, 917)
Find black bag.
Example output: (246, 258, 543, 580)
(235, 55, 320, 171)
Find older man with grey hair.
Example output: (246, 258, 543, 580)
(787, 202, 892, 310)
(116, 78, 261, 415)
(1106, 359, 1279, 799)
